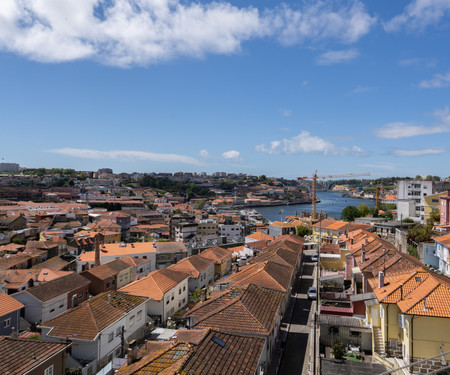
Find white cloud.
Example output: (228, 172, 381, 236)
(255, 130, 365, 156)
(280, 109, 292, 117)
(392, 148, 447, 157)
(398, 57, 436, 68)
(384, 0, 450, 32)
(49, 148, 203, 165)
(419, 71, 450, 88)
(375, 107, 450, 139)
(316, 49, 359, 65)
(348, 85, 372, 95)
(375, 122, 448, 139)
(199, 149, 209, 158)
(222, 150, 241, 161)
(0, 0, 376, 67)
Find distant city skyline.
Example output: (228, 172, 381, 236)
(1, 1, 449, 178)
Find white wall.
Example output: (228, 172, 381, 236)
(187, 264, 214, 293)
(13, 292, 68, 324)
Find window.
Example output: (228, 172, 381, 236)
(129, 315, 135, 326)
(116, 327, 121, 337)
(44, 365, 54, 375)
(59, 304, 64, 309)
(4, 318, 11, 328)
(183, 286, 186, 291)
(106, 282, 110, 288)
(171, 293, 174, 301)
(166, 299, 170, 305)
(79, 291, 84, 298)
(137, 311, 142, 321)
(108, 332, 114, 342)
(179, 288, 181, 295)
(115, 347, 121, 356)
(107, 352, 113, 363)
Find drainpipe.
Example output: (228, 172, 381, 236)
(411, 316, 415, 365)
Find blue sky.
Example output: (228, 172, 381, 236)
(0, 0, 449, 179)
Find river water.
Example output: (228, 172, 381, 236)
(255, 191, 375, 222)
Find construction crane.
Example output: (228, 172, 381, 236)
(298, 171, 371, 222)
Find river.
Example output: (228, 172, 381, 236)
(255, 191, 375, 222)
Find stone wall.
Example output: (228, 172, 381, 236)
(410, 357, 448, 374)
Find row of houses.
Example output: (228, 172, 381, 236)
(339, 229, 450, 373)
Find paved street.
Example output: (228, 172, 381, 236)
(277, 252, 316, 375)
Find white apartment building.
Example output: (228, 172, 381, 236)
(396, 180, 450, 223)
(434, 233, 450, 276)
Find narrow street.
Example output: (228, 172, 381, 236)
(277, 251, 317, 375)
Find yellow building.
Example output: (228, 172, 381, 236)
(424, 192, 446, 224)
(198, 246, 234, 278)
(366, 267, 450, 372)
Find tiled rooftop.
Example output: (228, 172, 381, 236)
(0, 292, 24, 316)
(0, 336, 69, 375)
(40, 291, 147, 340)
(119, 268, 189, 301)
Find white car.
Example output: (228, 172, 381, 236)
(307, 287, 317, 300)
(311, 254, 318, 262)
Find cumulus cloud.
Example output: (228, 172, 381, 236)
(255, 131, 365, 156)
(199, 149, 209, 158)
(419, 71, 450, 89)
(222, 150, 241, 161)
(49, 148, 203, 165)
(0, 0, 376, 67)
(375, 107, 450, 139)
(316, 49, 359, 65)
(391, 148, 447, 157)
(384, 0, 450, 32)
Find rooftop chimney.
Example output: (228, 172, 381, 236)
(400, 283, 403, 300)
(94, 235, 100, 267)
(378, 271, 384, 289)
(350, 238, 354, 245)
(361, 250, 366, 263)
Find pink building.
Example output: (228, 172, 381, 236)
(440, 191, 450, 225)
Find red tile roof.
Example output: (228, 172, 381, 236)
(0, 292, 24, 316)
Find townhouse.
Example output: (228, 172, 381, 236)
(13, 273, 90, 324)
(119, 268, 189, 324)
(341, 229, 450, 373)
(0, 292, 24, 335)
(313, 219, 373, 244)
(39, 291, 148, 374)
(434, 232, 450, 276)
(197, 246, 234, 278)
(168, 254, 215, 293)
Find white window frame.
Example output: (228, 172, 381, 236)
(4, 318, 11, 328)
(44, 365, 54, 375)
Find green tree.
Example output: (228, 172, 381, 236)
(402, 217, 415, 223)
(341, 206, 360, 221)
(407, 224, 437, 243)
(296, 225, 312, 237)
(407, 245, 420, 259)
(190, 288, 203, 303)
(429, 210, 441, 224)
(195, 200, 206, 209)
(357, 204, 370, 217)
(331, 340, 347, 360)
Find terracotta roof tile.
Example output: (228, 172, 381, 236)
(0, 292, 24, 316)
(0, 337, 69, 375)
(26, 273, 90, 302)
(119, 268, 189, 301)
(39, 291, 147, 340)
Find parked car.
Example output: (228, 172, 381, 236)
(307, 287, 317, 300)
(311, 254, 318, 262)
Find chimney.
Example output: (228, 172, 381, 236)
(127, 340, 138, 365)
(361, 250, 365, 263)
(400, 284, 403, 300)
(378, 271, 384, 289)
(350, 238, 354, 245)
(94, 235, 100, 267)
